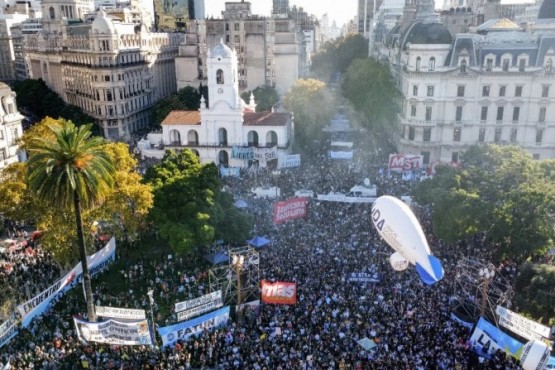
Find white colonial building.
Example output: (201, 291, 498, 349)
(141, 41, 293, 168)
(0, 82, 24, 170)
(376, 0, 555, 164)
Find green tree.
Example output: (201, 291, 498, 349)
(413, 144, 555, 257)
(311, 34, 369, 82)
(283, 79, 335, 154)
(514, 263, 555, 325)
(212, 191, 253, 243)
(26, 120, 115, 321)
(150, 86, 203, 126)
(240, 85, 280, 112)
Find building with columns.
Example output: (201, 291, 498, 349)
(0, 82, 24, 170)
(23, 0, 182, 139)
(142, 41, 293, 168)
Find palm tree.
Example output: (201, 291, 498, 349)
(26, 120, 115, 321)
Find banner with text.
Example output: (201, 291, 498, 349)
(329, 151, 353, 160)
(273, 197, 307, 224)
(17, 237, 116, 327)
(95, 306, 146, 321)
(261, 280, 297, 305)
(388, 154, 423, 172)
(175, 291, 223, 322)
(346, 272, 381, 283)
(158, 306, 230, 347)
(469, 317, 523, 359)
(74, 317, 152, 346)
(254, 146, 278, 163)
(0, 314, 18, 349)
(231, 146, 254, 160)
(220, 167, 241, 177)
(278, 154, 301, 169)
(496, 305, 551, 342)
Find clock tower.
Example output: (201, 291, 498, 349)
(205, 39, 242, 111)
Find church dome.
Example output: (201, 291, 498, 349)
(538, 0, 555, 19)
(91, 9, 115, 34)
(211, 40, 233, 58)
(401, 21, 452, 49)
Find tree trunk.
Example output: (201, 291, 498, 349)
(74, 191, 96, 322)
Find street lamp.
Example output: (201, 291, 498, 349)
(478, 265, 496, 317)
(146, 290, 156, 348)
(272, 170, 281, 198)
(231, 254, 245, 323)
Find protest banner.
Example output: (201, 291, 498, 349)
(0, 314, 18, 349)
(261, 280, 296, 305)
(158, 306, 230, 347)
(388, 154, 423, 171)
(220, 167, 241, 177)
(254, 146, 278, 163)
(273, 197, 307, 224)
(496, 306, 551, 342)
(346, 272, 381, 283)
(231, 146, 254, 160)
(329, 151, 353, 160)
(177, 299, 224, 322)
(74, 317, 152, 346)
(278, 154, 301, 169)
(95, 306, 146, 321)
(174, 291, 223, 322)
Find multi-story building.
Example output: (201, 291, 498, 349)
(359, 0, 384, 36)
(377, 0, 555, 165)
(0, 82, 24, 170)
(175, 1, 305, 95)
(10, 19, 42, 80)
(23, 0, 182, 139)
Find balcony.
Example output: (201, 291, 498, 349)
(398, 138, 440, 147)
(398, 114, 436, 127)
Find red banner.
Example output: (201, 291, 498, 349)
(388, 154, 423, 172)
(273, 197, 307, 224)
(260, 280, 297, 305)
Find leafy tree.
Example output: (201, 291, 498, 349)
(0, 163, 34, 222)
(150, 86, 203, 126)
(283, 79, 336, 154)
(311, 34, 369, 82)
(26, 120, 115, 321)
(514, 263, 555, 325)
(212, 192, 253, 243)
(413, 144, 555, 257)
(240, 85, 280, 112)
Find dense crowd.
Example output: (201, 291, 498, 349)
(0, 154, 526, 369)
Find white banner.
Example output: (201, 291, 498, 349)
(177, 299, 224, 322)
(74, 317, 152, 346)
(317, 194, 376, 203)
(95, 306, 146, 320)
(329, 151, 353, 160)
(175, 291, 222, 313)
(331, 141, 354, 148)
(0, 314, 18, 349)
(496, 306, 551, 341)
(254, 146, 278, 163)
(278, 154, 301, 169)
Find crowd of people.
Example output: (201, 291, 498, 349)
(0, 153, 527, 369)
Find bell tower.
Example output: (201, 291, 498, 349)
(205, 39, 241, 111)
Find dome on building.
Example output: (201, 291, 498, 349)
(91, 9, 115, 34)
(211, 39, 233, 58)
(538, 0, 555, 19)
(400, 21, 453, 49)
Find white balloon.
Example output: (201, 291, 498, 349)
(389, 252, 409, 271)
(520, 340, 550, 370)
(364, 178, 370, 186)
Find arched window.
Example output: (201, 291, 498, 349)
(247, 131, 259, 147)
(416, 57, 421, 71)
(266, 131, 278, 147)
(191, 149, 200, 157)
(428, 57, 436, 71)
(169, 129, 181, 145)
(49, 6, 55, 19)
(460, 59, 467, 73)
(216, 69, 224, 84)
(218, 150, 229, 166)
(218, 128, 228, 146)
(187, 130, 199, 145)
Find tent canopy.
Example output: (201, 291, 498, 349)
(204, 252, 229, 265)
(247, 236, 271, 248)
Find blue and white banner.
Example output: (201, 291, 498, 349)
(17, 237, 116, 327)
(496, 305, 551, 341)
(231, 146, 254, 160)
(254, 146, 278, 162)
(469, 317, 523, 359)
(95, 305, 146, 321)
(74, 317, 152, 346)
(0, 314, 18, 349)
(346, 272, 381, 283)
(278, 154, 301, 169)
(158, 306, 230, 347)
(329, 151, 353, 160)
(220, 167, 241, 177)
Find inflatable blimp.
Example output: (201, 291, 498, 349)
(371, 195, 444, 285)
(520, 340, 550, 370)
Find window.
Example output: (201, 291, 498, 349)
(482, 86, 490, 97)
(427, 86, 434, 97)
(423, 128, 431, 142)
(416, 57, 421, 71)
(542, 85, 550, 98)
(455, 106, 463, 122)
(421, 151, 430, 165)
(515, 85, 523, 97)
(494, 128, 501, 142)
(457, 85, 465, 97)
(510, 128, 517, 142)
(536, 129, 543, 143)
(452, 152, 459, 163)
(428, 57, 435, 71)
(453, 128, 461, 142)
(226, 35, 229, 42)
(225, 23, 229, 31)
(216, 69, 224, 84)
(413, 85, 418, 96)
(486, 58, 493, 71)
(0, 148, 5, 160)
(410, 105, 416, 117)
(234, 35, 240, 43)
(496, 107, 504, 121)
(511, 107, 520, 122)
(425, 106, 432, 121)
(460, 59, 467, 73)
(519, 58, 526, 71)
(502, 59, 509, 71)
(539, 107, 546, 123)
(234, 23, 239, 31)
(499, 86, 506, 97)
(408, 127, 415, 140)
(478, 128, 486, 142)
(481, 106, 488, 121)
(0, 130, 3, 139)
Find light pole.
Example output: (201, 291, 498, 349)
(478, 265, 495, 318)
(272, 170, 281, 198)
(147, 290, 156, 348)
(231, 254, 245, 323)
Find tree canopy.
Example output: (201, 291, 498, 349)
(413, 144, 555, 257)
(150, 86, 204, 127)
(240, 85, 280, 112)
(144, 149, 252, 253)
(283, 79, 336, 154)
(514, 263, 555, 325)
(311, 34, 369, 82)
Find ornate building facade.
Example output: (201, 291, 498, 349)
(0, 82, 24, 170)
